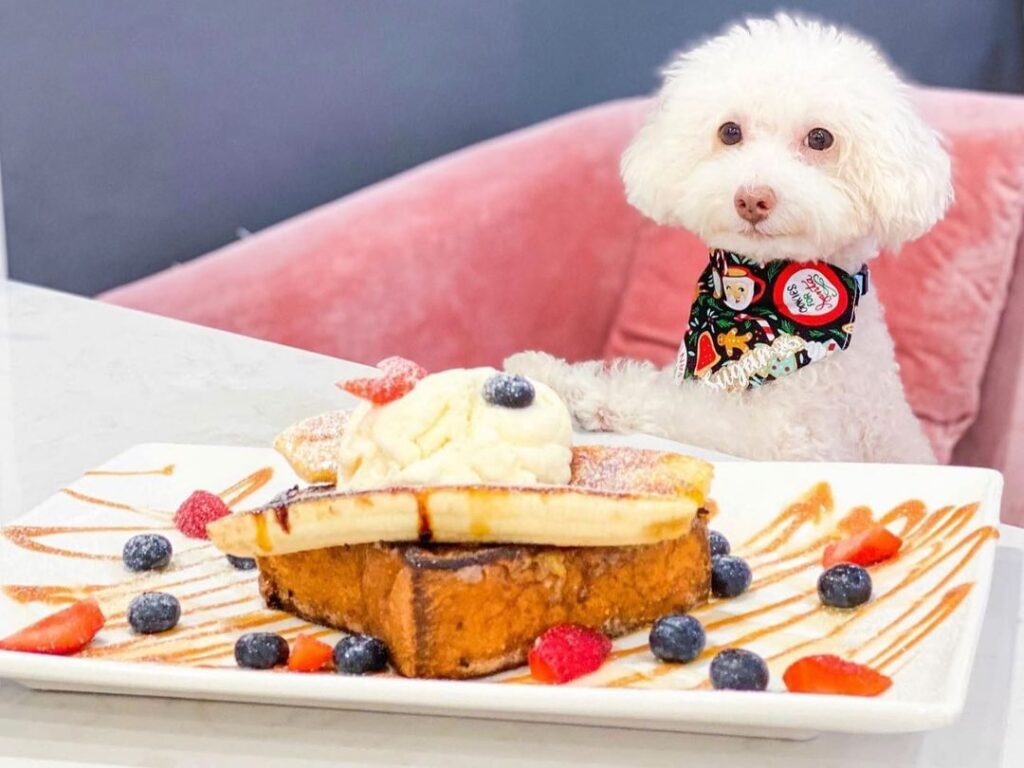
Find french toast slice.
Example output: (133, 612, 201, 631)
(216, 444, 714, 679)
(258, 514, 710, 679)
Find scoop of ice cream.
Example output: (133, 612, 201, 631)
(336, 368, 572, 489)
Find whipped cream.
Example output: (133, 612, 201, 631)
(336, 367, 572, 490)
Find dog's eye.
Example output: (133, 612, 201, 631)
(806, 128, 834, 151)
(717, 122, 742, 146)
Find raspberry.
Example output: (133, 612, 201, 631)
(173, 490, 231, 539)
(338, 356, 427, 405)
(528, 624, 611, 684)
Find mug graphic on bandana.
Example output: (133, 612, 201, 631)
(676, 250, 867, 391)
(720, 266, 766, 311)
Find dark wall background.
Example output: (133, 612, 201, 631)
(2, 0, 1022, 296)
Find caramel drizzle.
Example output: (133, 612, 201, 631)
(1, 525, 172, 561)
(742, 482, 833, 556)
(57, 465, 273, 519)
(760, 523, 996, 667)
(4, 468, 274, 562)
(219, 467, 275, 509)
(870, 583, 973, 670)
(85, 465, 175, 477)
(502, 494, 992, 687)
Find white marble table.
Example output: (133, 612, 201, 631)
(0, 280, 1021, 767)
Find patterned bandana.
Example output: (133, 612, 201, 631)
(675, 249, 869, 392)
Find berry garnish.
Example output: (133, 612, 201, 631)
(287, 633, 334, 673)
(649, 614, 706, 663)
(235, 632, 290, 669)
(783, 654, 892, 697)
(709, 648, 770, 691)
(818, 563, 872, 608)
(122, 533, 173, 572)
(823, 525, 902, 568)
(483, 373, 536, 408)
(127, 592, 181, 635)
(226, 554, 257, 571)
(528, 623, 612, 684)
(339, 356, 427, 405)
(708, 530, 730, 558)
(711, 555, 752, 598)
(0, 597, 105, 655)
(334, 634, 389, 675)
(173, 490, 231, 540)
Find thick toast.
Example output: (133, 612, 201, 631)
(226, 443, 714, 678)
(258, 512, 710, 679)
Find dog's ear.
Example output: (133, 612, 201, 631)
(847, 97, 953, 251)
(620, 100, 689, 226)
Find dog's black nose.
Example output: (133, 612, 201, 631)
(734, 186, 776, 224)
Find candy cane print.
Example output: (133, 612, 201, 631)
(735, 313, 776, 341)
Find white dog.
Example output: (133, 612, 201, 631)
(507, 14, 952, 463)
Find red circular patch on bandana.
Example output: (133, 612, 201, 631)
(772, 262, 849, 327)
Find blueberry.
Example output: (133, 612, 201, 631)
(235, 632, 289, 669)
(226, 554, 257, 570)
(818, 563, 872, 608)
(708, 530, 730, 558)
(122, 534, 172, 572)
(127, 592, 181, 634)
(649, 614, 706, 663)
(482, 373, 535, 408)
(711, 555, 752, 598)
(334, 634, 389, 675)
(709, 648, 769, 691)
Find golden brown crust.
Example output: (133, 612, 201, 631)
(257, 513, 710, 679)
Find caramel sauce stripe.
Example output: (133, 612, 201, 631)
(596, 517, 994, 688)
(84, 465, 175, 477)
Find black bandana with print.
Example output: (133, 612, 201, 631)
(675, 249, 869, 392)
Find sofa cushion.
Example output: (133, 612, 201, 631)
(604, 89, 1024, 461)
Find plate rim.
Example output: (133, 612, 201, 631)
(0, 441, 1005, 735)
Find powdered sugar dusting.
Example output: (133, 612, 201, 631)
(570, 446, 710, 498)
(272, 410, 349, 483)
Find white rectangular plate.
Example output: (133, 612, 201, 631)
(0, 437, 1002, 738)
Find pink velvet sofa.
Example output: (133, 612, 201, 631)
(101, 88, 1024, 524)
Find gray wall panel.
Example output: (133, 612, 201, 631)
(1, 0, 1021, 295)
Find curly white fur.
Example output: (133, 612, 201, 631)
(506, 14, 952, 464)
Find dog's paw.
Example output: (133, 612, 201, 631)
(503, 351, 568, 388)
(504, 352, 611, 430)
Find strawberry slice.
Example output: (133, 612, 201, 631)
(338, 356, 427, 405)
(528, 624, 612, 684)
(783, 654, 892, 696)
(287, 633, 334, 673)
(0, 598, 105, 655)
(823, 524, 902, 568)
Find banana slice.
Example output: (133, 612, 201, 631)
(207, 446, 711, 556)
(207, 484, 699, 556)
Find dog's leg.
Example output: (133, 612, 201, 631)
(504, 352, 665, 433)
(504, 351, 782, 458)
